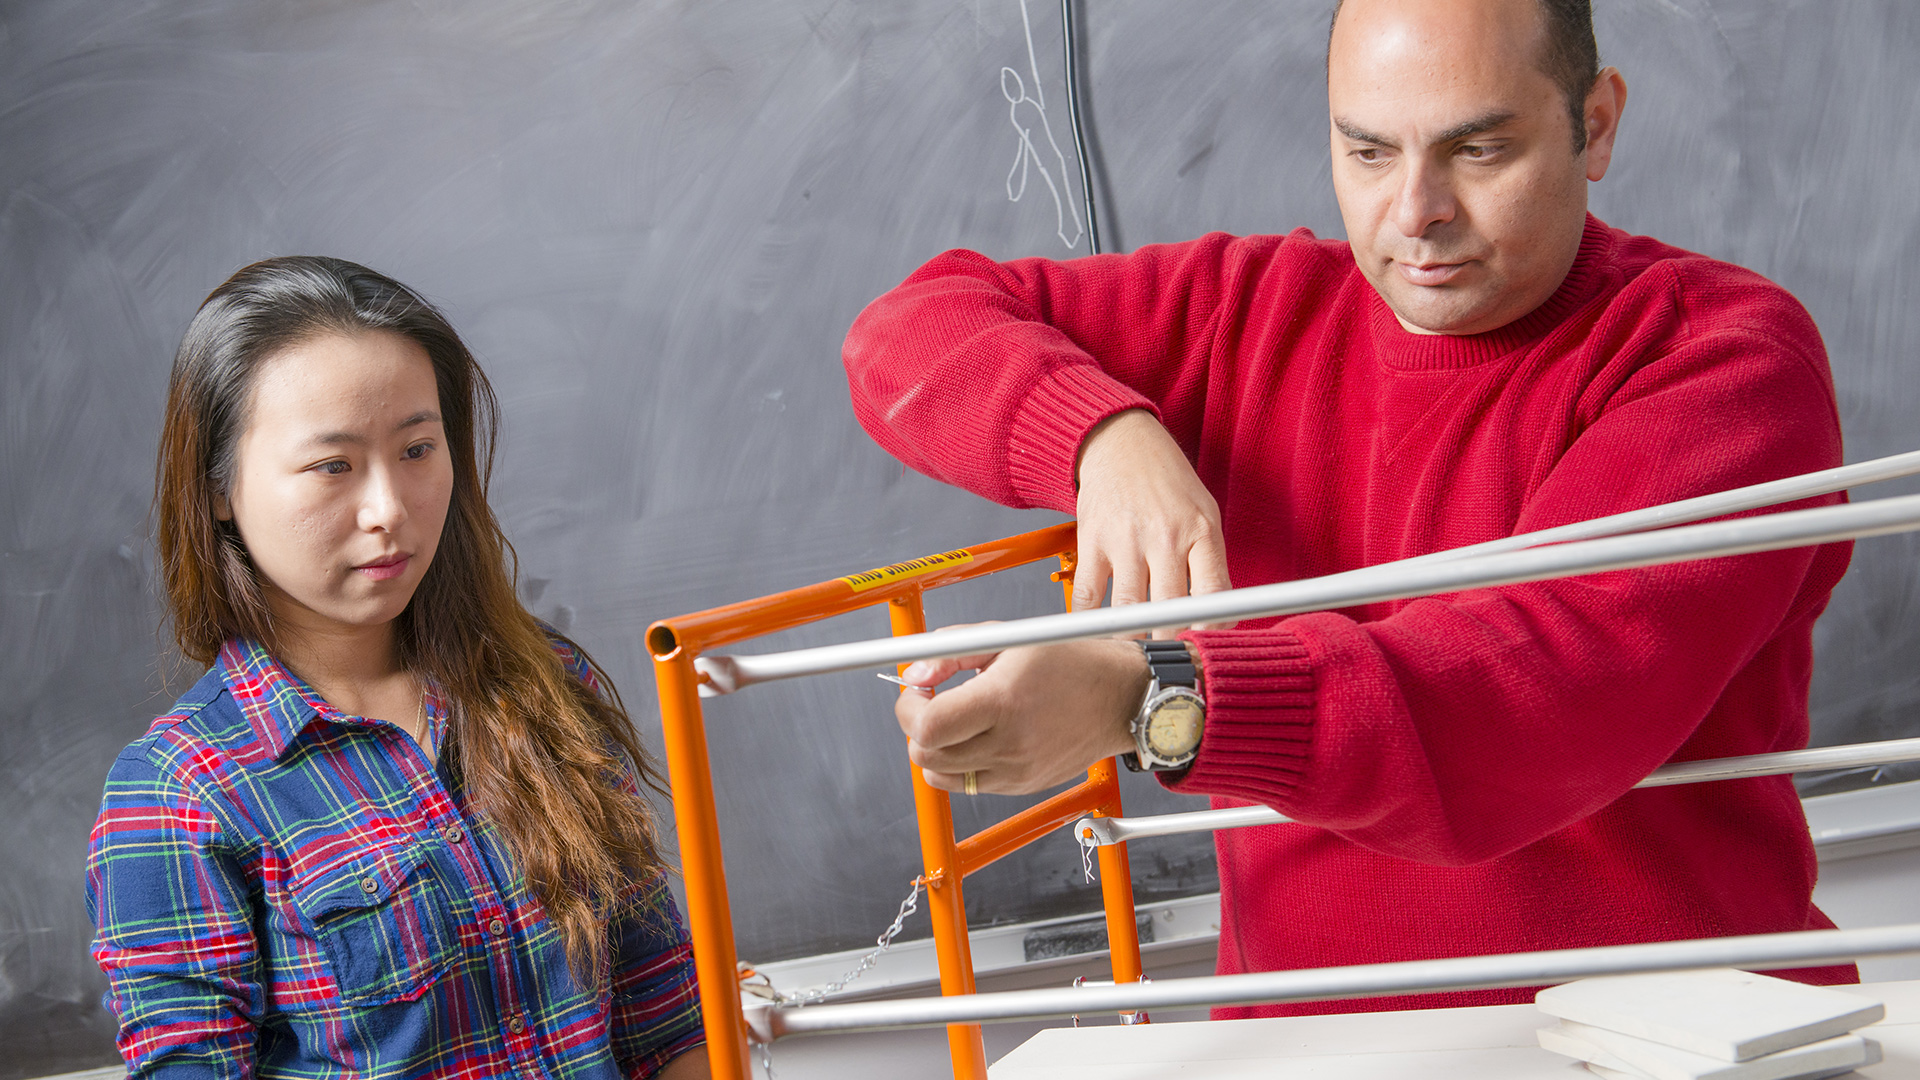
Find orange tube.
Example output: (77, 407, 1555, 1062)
(649, 524, 1075, 656)
(1056, 551, 1147, 1005)
(652, 651, 753, 1080)
(1089, 757, 1146, 1012)
(956, 778, 1107, 879)
(893, 592, 988, 1080)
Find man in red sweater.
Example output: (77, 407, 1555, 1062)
(842, 0, 1855, 1015)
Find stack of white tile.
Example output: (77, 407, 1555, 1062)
(1534, 969, 1886, 1079)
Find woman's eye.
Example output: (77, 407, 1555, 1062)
(316, 460, 351, 476)
(404, 442, 434, 460)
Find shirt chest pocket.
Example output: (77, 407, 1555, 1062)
(292, 845, 459, 1006)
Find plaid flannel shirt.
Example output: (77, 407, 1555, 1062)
(87, 637, 703, 1080)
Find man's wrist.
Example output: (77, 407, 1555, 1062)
(1124, 638, 1206, 772)
(1074, 408, 1155, 492)
(1105, 638, 1153, 757)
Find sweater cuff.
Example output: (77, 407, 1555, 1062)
(1165, 631, 1315, 804)
(1006, 365, 1156, 511)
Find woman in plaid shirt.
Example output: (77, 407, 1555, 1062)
(86, 257, 709, 1079)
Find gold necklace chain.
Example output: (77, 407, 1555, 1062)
(410, 677, 429, 748)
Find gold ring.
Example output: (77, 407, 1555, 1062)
(963, 771, 979, 796)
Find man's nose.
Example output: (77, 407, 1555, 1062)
(357, 466, 409, 533)
(1391, 158, 1456, 239)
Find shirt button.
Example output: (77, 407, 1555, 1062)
(488, 917, 507, 937)
(443, 825, 464, 844)
(360, 877, 379, 894)
(507, 1014, 526, 1034)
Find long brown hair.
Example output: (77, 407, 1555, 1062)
(155, 255, 664, 980)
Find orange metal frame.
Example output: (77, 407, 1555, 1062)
(646, 523, 1145, 1080)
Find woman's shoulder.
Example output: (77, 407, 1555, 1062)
(106, 653, 285, 800)
(535, 621, 601, 695)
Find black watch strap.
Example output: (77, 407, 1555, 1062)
(1139, 639, 1197, 689)
(1124, 640, 1201, 772)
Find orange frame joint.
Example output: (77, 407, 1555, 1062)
(646, 524, 1146, 1080)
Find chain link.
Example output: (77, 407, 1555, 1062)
(742, 877, 926, 1078)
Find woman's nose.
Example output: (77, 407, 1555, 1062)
(357, 467, 409, 533)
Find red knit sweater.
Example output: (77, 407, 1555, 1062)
(842, 215, 1855, 1016)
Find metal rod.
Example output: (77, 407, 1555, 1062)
(1638, 737, 1920, 787)
(1392, 449, 1920, 569)
(1060, 0, 1101, 255)
(750, 922, 1920, 1039)
(1074, 737, 1920, 847)
(692, 450, 1920, 689)
(697, 491, 1920, 692)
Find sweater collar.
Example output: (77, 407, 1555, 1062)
(1364, 213, 1616, 371)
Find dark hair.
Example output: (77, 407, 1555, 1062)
(156, 256, 666, 981)
(1329, 0, 1601, 152)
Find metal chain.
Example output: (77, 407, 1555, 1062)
(784, 876, 924, 1006)
(745, 877, 926, 1078)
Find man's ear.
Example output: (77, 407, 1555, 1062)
(1583, 67, 1629, 182)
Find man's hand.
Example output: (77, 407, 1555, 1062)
(896, 638, 1148, 795)
(1074, 409, 1231, 636)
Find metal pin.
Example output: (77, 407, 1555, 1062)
(876, 672, 934, 691)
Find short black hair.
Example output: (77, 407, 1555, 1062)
(1329, 0, 1601, 152)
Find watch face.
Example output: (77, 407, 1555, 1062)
(1146, 691, 1204, 758)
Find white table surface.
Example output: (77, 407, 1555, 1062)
(988, 979, 1920, 1079)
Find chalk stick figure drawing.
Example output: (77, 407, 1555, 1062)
(1003, 0, 1085, 250)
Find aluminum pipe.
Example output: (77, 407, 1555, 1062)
(1394, 448, 1920, 570)
(750, 922, 1920, 1040)
(698, 491, 1920, 693)
(1073, 737, 1920, 847)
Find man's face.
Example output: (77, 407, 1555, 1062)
(1328, 0, 1607, 336)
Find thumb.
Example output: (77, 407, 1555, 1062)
(900, 650, 999, 688)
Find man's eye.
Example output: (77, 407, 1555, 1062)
(317, 460, 350, 475)
(1353, 147, 1383, 164)
(1458, 144, 1495, 160)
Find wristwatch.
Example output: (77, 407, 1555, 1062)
(1125, 640, 1205, 772)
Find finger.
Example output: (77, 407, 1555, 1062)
(906, 722, 1000, 774)
(897, 683, 997, 752)
(1145, 546, 1191, 640)
(1072, 545, 1112, 613)
(899, 649, 1001, 688)
(899, 623, 1008, 686)
(897, 656, 963, 688)
(1187, 527, 1235, 628)
(1108, 550, 1150, 608)
(920, 768, 972, 794)
(894, 683, 934, 738)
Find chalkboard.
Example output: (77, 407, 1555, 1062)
(4, 1, 1917, 1076)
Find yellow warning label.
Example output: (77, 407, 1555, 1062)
(837, 549, 975, 593)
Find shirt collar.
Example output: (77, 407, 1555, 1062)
(219, 638, 445, 761)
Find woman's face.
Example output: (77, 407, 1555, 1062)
(218, 331, 454, 640)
